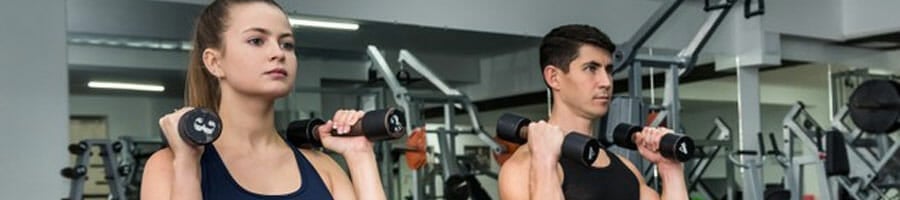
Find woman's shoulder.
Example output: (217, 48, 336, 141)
(298, 148, 341, 172)
(146, 147, 174, 169)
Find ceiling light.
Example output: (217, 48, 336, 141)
(289, 17, 359, 31)
(88, 81, 164, 92)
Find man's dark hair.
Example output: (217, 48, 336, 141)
(539, 24, 616, 75)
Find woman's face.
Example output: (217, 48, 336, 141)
(213, 2, 296, 99)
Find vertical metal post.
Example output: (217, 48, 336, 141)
(738, 66, 763, 200)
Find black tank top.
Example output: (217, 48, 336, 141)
(200, 141, 334, 199)
(561, 149, 640, 200)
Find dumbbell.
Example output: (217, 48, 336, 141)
(612, 124, 694, 162)
(495, 113, 601, 166)
(161, 108, 222, 146)
(286, 108, 406, 148)
(68, 143, 88, 155)
(61, 165, 87, 179)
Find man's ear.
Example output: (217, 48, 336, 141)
(543, 65, 561, 90)
(202, 48, 224, 79)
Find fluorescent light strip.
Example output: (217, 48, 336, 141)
(289, 18, 359, 31)
(88, 81, 165, 92)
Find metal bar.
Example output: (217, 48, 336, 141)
(613, 0, 685, 73)
(633, 55, 686, 68)
(366, 45, 408, 97)
(398, 49, 461, 96)
(99, 142, 126, 199)
(665, 64, 679, 131)
(738, 67, 763, 200)
(629, 61, 643, 98)
(69, 143, 91, 200)
(461, 98, 506, 153)
(676, 0, 735, 74)
(293, 86, 382, 95)
(379, 142, 394, 200)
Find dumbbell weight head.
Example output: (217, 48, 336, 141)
(496, 113, 530, 144)
(61, 165, 87, 179)
(360, 108, 406, 141)
(659, 133, 694, 162)
(612, 124, 694, 162)
(562, 133, 601, 166)
(177, 108, 222, 145)
(286, 118, 326, 148)
(68, 142, 88, 155)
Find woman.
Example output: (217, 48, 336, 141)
(141, 0, 386, 199)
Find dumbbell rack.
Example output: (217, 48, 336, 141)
(832, 106, 900, 200)
(62, 139, 127, 200)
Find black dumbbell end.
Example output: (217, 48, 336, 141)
(561, 133, 601, 166)
(68, 143, 86, 155)
(362, 108, 407, 141)
(660, 134, 694, 162)
(178, 108, 222, 145)
(496, 113, 531, 144)
(613, 124, 642, 150)
(287, 118, 326, 148)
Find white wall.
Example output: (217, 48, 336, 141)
(0, 0, 68, 198)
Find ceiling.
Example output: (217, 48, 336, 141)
(837, 31, 900, 51)
(66, 0, 540, 98)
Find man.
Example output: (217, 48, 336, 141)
(498, 24, 688, 200)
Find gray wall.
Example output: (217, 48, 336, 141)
(70, 95, 181, 140)
(0, 0, 68, 198)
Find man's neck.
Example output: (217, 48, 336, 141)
(547, 104, 595, 136)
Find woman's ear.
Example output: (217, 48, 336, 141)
(543, 65, 561, 90)
(202, 48, 224, 79)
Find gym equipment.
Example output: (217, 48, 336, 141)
(368, 45, 501, 200)
(847, 79, 900, 134)
(779, 102, 836, 200)
(612, 123, 695, 162)
(62, 140, 128, 200)
(686, 118, 735, 200)
(62, 136, 165, 200)
(606, 0, 764, 195)
(727, 131, 775, 200)
(495, 113, 601, 166)
(831, 106, 900, 200)
(404, 126, 428, 170)
(492, 137, 521, 166)
(285, 108, 406, 148)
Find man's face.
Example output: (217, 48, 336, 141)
(553, 45, 613, 119)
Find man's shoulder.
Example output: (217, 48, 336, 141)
(502, 146, 532, 168)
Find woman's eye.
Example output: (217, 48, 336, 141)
(281, 42, 295, 50)
(248, 38, 264, 46)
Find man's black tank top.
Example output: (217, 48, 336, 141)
(561, 149, 640, 200)
(200, 141, 334, 199)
